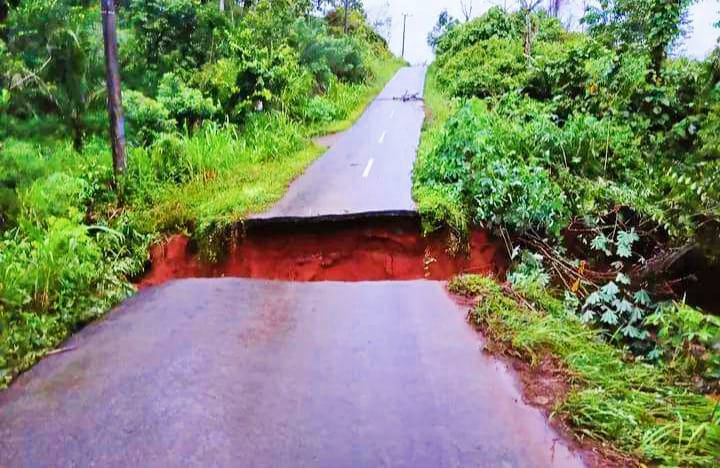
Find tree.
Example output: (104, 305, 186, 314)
(548, 0, 562, 17)
(428, 10, 458, 50)
(367, 1, 391, 40)
(4, 0, 103, 151)
(584, 0, 695, 77)
(100, 0, 126, 175)
(459, 0, 473, 22)
(519, 0, 544, 59)
(0, 0, 20, 24)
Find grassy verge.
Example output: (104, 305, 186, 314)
(0, 55, 403, 389)
(412, 64, 467, 235)
(449, 275, 720, 466)
(143, 56, 405, 234)
(309, 55, 407, 136)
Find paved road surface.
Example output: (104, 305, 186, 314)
(0, 280, 583, 468)
(255, 66, 426, 220)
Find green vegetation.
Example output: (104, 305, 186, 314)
(419, 4, 720, 464)
(450, 274, 719, 466)
(0, 0, 402, 388)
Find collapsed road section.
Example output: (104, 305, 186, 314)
(138, 215, 508, 287)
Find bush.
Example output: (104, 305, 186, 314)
(157, 72, 218, 129)
(291, 18, 368, 89)
(414, 99, 568, 237)
(435, 7, 523, 64)
(437, 38, 528, 98)
(301, 95, 338, 123)
(126, 0, 230, 88)
(123, 90, 176, 146)
(22, 173, 89, 223)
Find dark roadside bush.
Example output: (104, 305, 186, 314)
(123, 90, 176, 146)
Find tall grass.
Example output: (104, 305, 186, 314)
(449, 275, 720, 466)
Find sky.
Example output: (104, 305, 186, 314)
(363, 0, 720, 65)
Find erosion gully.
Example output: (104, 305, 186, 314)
(137, 215, 508, 287)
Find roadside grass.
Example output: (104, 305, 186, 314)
(412, 65, 467, 235)
(142, 56, 405, 236)
(449, 275, 720, 467)
(309, 55, 407, 136)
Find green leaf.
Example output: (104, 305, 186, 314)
(600, 281, 620, 300)
(601, 309, 618, 325)
(616, 228, 639, 258)
(616, 272, 631, 285)
(590, 233, 612, 256)
(633, 289, 652, 306)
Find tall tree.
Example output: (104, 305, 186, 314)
(4, 0, 103, 151)
(459, 0, 473, 22)
(584, 0, 696, 76)
(427, 10, 458, 50)
(520, 0, 544, 59)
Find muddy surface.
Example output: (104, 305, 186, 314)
(138, 217, 507, 288)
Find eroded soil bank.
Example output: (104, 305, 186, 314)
(137, 216, 508, 288)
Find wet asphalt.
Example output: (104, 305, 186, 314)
(0, 68, 586, 467)
(255, 66, 427, 220)
(0, 280, 583, 467)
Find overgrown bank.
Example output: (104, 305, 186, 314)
(450, 275, 719, 466)
(415, 5, 720, 465)
(0, 0, 403, 388)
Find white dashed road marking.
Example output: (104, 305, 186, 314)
(362, 159, 374, 178)
(378, 131, 387, 144)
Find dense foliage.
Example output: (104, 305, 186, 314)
(0, 0, 400, 387)
(418, 6, 719, 243)
(417, 6, 720, 463)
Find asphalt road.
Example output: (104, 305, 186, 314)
(255, 66, 427, 220)
(0, 280, 584, 468)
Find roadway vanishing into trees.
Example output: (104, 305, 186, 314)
(256, 66, 426, 220)
(0, 67, 585, 468)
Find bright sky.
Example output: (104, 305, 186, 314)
(364, 0, 720, 65)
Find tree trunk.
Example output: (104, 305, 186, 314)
(71, 116, 84, 153)
(100, 0, 127, 175)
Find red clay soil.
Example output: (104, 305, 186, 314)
(137, 219, 507, 288)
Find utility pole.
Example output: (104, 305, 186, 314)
(343, 0, 349, 33)
(401, 13, 411, 59)
(100, 0, 127, 175)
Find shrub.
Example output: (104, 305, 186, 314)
(415, 99, 569, 237)
(435, 6, 523, 64)
(157, 72, 218, 129)
(301, 95, 338, 123)
(437, 38, 528, 98)
(22, 173, 89, 224)
(291, 18, 368, 89)
(123, 90, 176, 146)
(126, 0, 230, 87)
